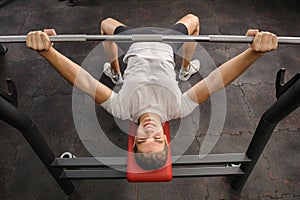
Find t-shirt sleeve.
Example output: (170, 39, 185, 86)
(100, 91, 128, 120)
(179, 91, 199, 117)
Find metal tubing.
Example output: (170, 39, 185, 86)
(265, 78, 300, 124)
(52, 153, 251, 167)
(231, 78, 300, 191)
(60, 166, 244, 179)
(0, 96, 75, 195)
(0, 34, 300, 44)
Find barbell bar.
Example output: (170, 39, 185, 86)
(0, 34, 300, 44)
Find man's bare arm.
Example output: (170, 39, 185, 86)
(26, 29, 112, 104)
(187, 29, 278, 104)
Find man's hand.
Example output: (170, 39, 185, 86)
(26, 29, 56, 51)
(246, 29, 278, 53)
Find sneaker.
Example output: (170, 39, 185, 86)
(103, 62, 123, 84)
(178, 59, 200, 81)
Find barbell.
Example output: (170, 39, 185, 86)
(0, 34, 300, 44)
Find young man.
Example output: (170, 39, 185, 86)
(26, 14, 277, 170)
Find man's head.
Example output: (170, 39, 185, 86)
(133, 112, 168, 170)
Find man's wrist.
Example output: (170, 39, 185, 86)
(247, 47, 265, 58)
(38, 46, 55, 57)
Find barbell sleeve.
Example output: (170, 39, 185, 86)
(0, 35, 87, 43)
(0, 34, 300, 44)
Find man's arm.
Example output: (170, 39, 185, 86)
(26, 29, 112, 104)
(187, 29, 278, 104)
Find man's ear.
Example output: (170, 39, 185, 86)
(133, 136, 138, 148)
(164, 134, 168, 145)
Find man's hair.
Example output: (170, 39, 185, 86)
(133, 144, 168, 170)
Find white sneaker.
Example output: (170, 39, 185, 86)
(103, 62, 123, 84)
(178, 59, 200, 81)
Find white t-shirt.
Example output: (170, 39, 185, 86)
(101, 42, 198, 123)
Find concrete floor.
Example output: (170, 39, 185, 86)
(0, 0, 299, 199)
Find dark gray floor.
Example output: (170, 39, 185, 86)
(0, 0, 299, 199)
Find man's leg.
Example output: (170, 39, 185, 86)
(100, 18, 127, 84)
(175, 14, 200, 81)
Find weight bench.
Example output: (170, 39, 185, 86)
(0, 69, 299, 195)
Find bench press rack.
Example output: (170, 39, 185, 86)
(0, 68, 299, 196)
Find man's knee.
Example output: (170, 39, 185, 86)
(181, 14, 200, 35)
(100, 17, 124, 35)
(100, 18, 114, 35)
(100, 18, 113, 29)
(186, 14, 200, 25)
(101, 17, 115, 24)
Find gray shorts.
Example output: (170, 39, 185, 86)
(113, 23, 189, 53)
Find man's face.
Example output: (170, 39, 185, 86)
(135, 116, 167, 153)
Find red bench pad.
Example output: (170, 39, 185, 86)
(126, 121, 172, 182)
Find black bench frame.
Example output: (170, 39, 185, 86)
(0, 68, 299, 196)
